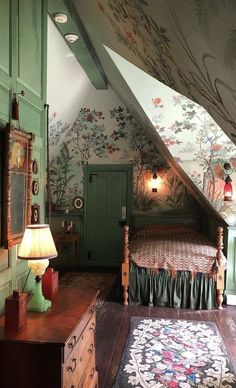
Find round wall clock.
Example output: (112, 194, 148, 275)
(73, 196, 83, 210)
(32, 179, 39, 195)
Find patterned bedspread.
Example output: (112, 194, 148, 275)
(129, 226, 223, 274)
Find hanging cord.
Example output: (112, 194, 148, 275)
(22, 269, 31, 293)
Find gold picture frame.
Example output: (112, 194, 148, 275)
(2, 124, 33, 248)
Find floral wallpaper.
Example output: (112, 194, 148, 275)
(49, 91, 197, 215)
(104, 47, 236, 225)
(92, 0, 236, 143)
(151, 94, 236, 221)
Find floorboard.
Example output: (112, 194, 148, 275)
(96, 295, 236, 387)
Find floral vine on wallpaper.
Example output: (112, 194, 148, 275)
(49, 105, 195, 214)
(151, 94, 236, 219)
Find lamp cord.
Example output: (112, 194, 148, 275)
(22, 269, 31, 292)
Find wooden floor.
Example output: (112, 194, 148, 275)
(96, 288, 236, 387)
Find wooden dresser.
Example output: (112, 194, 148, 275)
(0, 287, 99, 388)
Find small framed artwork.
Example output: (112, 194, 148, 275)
(32, 159, 39, 174)
(73, 196, 83, 210)
(31, 204, 40, 224)
(32, 179, 39, 195)
(2, 124, 33, 248)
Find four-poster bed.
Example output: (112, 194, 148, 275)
(122, 224, 225, 309)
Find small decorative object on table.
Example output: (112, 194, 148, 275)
(42, 268, 58, 300)
(5, 290, 27, 332)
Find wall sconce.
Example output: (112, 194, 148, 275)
(151, 173, 158, 192)
(223, 162, 233, 201)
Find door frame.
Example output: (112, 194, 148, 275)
(83, 164, 133, 266)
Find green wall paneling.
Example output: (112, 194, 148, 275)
(0, 248, 8, 273)
(0, 84, 11, 125)
(0, 0, 10, 75)
(31, 136, 45, 223)
(0, 281, 12, 314)
(17, 0, 43, 96)
(0, 0, 48, 314)
(131, 213, 201, 231)
(0, 0, 11, 126)
(18, 97, 44, 137)
(16, 260, 34, 294)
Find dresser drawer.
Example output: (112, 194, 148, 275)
(78, 352, 97, 388)
(64, 301, 96, 361)
(64, 329, 95, 387)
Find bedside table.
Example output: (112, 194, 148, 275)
(53, 232, 80, 266)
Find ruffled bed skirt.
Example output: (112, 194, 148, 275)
(129, 261, 217, 309)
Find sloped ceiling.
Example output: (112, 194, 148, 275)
(72, 0, 236, 145)
(49, 0, 236, 224)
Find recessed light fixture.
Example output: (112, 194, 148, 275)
(64, 33, 79, 43)
(54, 13, 68, 23)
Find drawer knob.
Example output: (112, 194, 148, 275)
(68, 358, 77, 373)
(89, 367, 95, 379)
(90, 322, 96, 332)
(68, 335, 77, 349)
(89, 305, 95, 314)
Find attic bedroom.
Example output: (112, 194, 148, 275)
(0, 1, 236, 387)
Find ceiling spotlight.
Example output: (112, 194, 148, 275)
(64, 33, 79, 43)
(54, 13, 68, 23)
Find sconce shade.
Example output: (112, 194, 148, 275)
(224, 175, 233, 201)
(152, 173, 158, 192)
(18, 224, 58, 260)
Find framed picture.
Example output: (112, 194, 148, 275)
(32, 179, 39, 195)
(73, 196, 84, 210)
(31, 204, 40, 224)
(32, 159, 39, 174)
(2, 124, 33, 248)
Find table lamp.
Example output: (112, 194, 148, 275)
(18, 224, 58, 312)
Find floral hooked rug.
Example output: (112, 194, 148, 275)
(112, 318, 236, 388)
(59, 272, 117, 308)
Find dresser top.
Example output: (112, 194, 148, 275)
(0, 287, 99, 344)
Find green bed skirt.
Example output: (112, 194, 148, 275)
(129, 261, 217, 309)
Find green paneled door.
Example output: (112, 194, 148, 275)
(85, 167, 131, 267)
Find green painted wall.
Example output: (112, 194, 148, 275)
(0, 0, 48, 314)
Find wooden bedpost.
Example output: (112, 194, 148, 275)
(216, 226, 224, 309)
(122, 225, 129, 305)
